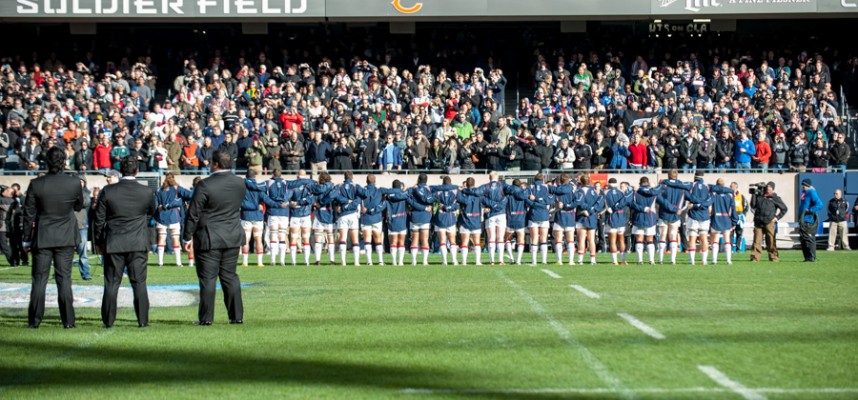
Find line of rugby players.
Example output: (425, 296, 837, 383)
(153, 169, 738, 266)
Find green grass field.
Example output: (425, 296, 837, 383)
(0, 250, 856, 399)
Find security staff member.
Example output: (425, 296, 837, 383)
(750, 182, 788, 263)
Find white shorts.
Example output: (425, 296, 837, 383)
(268, 215, 290, 229)
(362, 222, 382, 233)
(459, 227, 481, 235)
(290, 216, 312, 229)
(241, 220, 263, 230)
(312, 219, 334, 231)
(528, 221, 550, 229)
(486, 215, 507, 229)
(632, 226, 657, 236)
(410, 222, 431, 231)
(157, 222, 180, 233)
(608, 227, 626, 234)
(686, 219, 710, 235)
(507, 227, 526, 233)
(388, 229, 406, 236)
(575, 222, 595, 230)
(553, 224, 575, 232)
(434, 225, 456, 234)
(337, 214, 360, 231)
(657, 219, 681, 228)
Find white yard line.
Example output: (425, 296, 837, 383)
(698, 365, 767, 400)
(570, 284, 601, 299)
(540, 269, 561, 279)
(617, 313, 666, 340)
(0, 267, 16, 272)
(401, 387, 858, 395)
(496, 270, 634, 400)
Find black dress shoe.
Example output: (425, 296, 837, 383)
(138, 323, 149, 328)
(229, 319, 243, 324)
(63, 324, 76, 329)
(82, 277, 92, 281)
(27, 324, 39, 329)
(103, 324, 113, 328)
(194, 321, 212, 326)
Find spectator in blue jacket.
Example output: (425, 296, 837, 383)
(378, 135, 403, 171)
(733, 130, 756, 173)
(306, 132, 332, 175)
(798, 178, 823, 262)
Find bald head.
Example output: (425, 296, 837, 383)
(489, 171, 498, 182)
(834, 189, 842, 199)
(297, 169, 308, 179)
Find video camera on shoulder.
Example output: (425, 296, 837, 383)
(749, 182, 767, 195)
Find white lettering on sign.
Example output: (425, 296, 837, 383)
(16, 0, 308, 15)
(843, 0, 857, 8)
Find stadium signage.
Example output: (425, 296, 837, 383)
(653, 0, 817, 14)
(11, 0, 316, 16)
(649, 21, 710, 33)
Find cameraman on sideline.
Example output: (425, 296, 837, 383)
(750, 182, 788, 262)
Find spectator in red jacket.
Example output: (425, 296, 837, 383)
(752, 129, 772, 173)
(628, 133, 648, 171)
(93, 136, 113, 173)
(279, 107, 303, 135)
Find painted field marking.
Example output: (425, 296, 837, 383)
(0, 267, 15, 272)
(401, 387, 858, 395)
(540, 269, 561, 279)
(698, 365, 767, 400)
(617, 313, 666, 340)
(570, 284, 601, 299)
(496, 270, 633, 399)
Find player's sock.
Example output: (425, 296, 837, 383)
(567, 242, 576, 264)
(670, 241, 678, 263)
(462, 246, 469, 265)
(339, 242, 347, 264)
(497, 242, 505, 262)
(636, 243, 644, 263)
(712, 242, 720, 264)
(411, 246, 418, 265)
(256, 251, 263, 266)
(647, 243, 655, 263)
(578, 251, 584, 264)
(328, 243, 335, 262)
(290, 244, 297, 265)
(690, 248, 697, 264)
(440, 243, 448, 264)
(530, 245, 537, 264)
(399, 246, 406, 265)
(173, 246, 182, 266)
(658, 241, 666, 263)
(611, 252, 618, 263)
(516, 244, 524, 264)
(314, 242, 323, 263)
(507, 241, 515, 261)
(474, 245, 481, 264)
(364, 244, 373, 265)
(270, 240, 278, 262)
(352, 246, 360, 264)
(373, 244, 382, 265)
(488, 242, 496, 263)
(554, 242, 564, 264)
(242, 251, 248, 265)
(725, 241, 732, 263)
(280, 243, 288, 264)
(590, 253, 596, 264)
(451, 244, 459, 265)
(157, 245, 165, 265)
(303, 243, 311, 264)
(540, 243, 548, 264)
(422, 247, 429, 264)
(702, 250, 709, 265)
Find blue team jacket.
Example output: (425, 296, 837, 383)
(551, 183, 577, 227)
(604, 187, 630, 228)
(527, 180, 552, 223)
(574, 186, 604, 229)
(267, 178, 292, 217)
(505, 185, 529, 229)
(432, 185, 460, 228)
(711, 189, 738, 232)
(658, 180, 686, 223)
(241, 179, 282, 221)
(407, 184, 436, 224)
(381, 188, 409, 232)
(334, 180, 361, 217)
(457, 190, 483, 230)
(357, 184, 385, 225)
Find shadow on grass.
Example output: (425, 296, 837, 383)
(0, 336, 595, 400)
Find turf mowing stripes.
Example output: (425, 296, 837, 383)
(698, 365, 767, 400)
(496, 270, 635, 400)
(540, 269, 562, 279)
(617, 313, 666, 340)
(401, 387, 858, 395)
(570, 284, 601, 299)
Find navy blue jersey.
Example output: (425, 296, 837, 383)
(241, 179, 283, 221)
(357, 184, 385, 225)
(432, 185, 460, 228)
(505, 184, 529, 229)
(526, 180, 551, 223)
(381, 188, 409, 232)
(457, 190, 483, 230)
(266, 178, 291, 217)
(574, 186, 604, 229)
(407, 184, 436, 224)
(604, 187, 630, 228)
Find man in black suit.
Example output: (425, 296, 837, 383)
(183, 151, 247, 325)
(94, 157, 156, 328)
(24, 147, 84, 329)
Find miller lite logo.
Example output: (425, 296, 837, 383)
(659, 0, 722, 12)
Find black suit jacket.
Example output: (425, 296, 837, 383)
(93, 179, 156, 254)
(182, 171, 246, 251)
(23, 173, 84, 248)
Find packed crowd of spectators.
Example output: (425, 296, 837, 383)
(0, 37, 855, 175)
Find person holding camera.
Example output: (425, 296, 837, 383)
(798, 179, 824, 262)
(750, 182, 788, 262)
